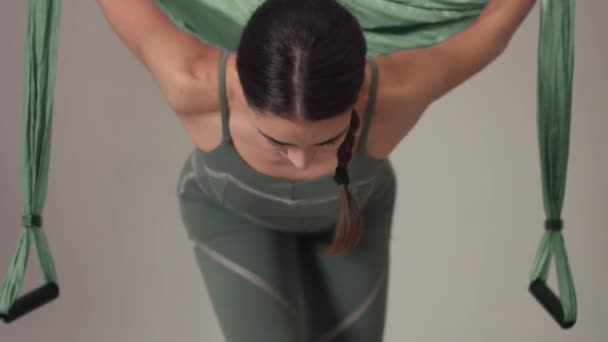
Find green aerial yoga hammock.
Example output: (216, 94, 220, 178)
(0, 0, 61, 323)
(529, 0, 577, 329)
(1, 0, 577, 329)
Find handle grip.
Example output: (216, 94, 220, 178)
(529, 279, 575, 329)
(0, 282, 59, 324)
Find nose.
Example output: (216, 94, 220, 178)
(285, 148, 316, 170)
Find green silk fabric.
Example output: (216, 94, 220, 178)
(529, 0, 577, 326)
(154, 0, 490, 56)
(0, 0, 61, 320)
(2, 0, 577, 327)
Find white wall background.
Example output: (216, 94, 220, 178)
(1, 1, 606, 341)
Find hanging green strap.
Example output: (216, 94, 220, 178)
(0, 0, 62, 324)
(528, 0, 577, 329)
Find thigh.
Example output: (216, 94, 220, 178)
(179, 190, 306, 342)
(297, 182, 397, 342)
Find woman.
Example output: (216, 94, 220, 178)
(98, 0, 537, 341)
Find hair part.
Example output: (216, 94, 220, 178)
(236, 0, 367, 255)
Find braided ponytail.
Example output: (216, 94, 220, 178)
(325, 110, 364, 256)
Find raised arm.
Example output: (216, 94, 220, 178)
(96, 0, 218, 114)
(381, 0, 538, 107)
(366, 0, 537, 158)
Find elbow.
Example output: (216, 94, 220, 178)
(491, 35, 510, 61)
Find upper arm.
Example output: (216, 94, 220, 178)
(368, 5, 529, 158)
(387, 1, 536, 106)
(387, 24, 509, 108)
(97, 0, 216, 114)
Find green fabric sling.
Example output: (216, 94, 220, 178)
(0, 0, 62, 323)
(154, 0, 489, 56)
(528, 0, 577, 329)
(1, 0, 577, 328)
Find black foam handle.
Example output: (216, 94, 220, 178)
(529, 279, 575, 329)
(0, 282, 59, 324)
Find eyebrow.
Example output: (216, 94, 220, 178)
(257, 126, 349, 146)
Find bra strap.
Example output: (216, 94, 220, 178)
(356, 57, 379, 153)
(219, 48, 231, 142)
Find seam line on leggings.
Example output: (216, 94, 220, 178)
(193, 240, 299, 318)
(316, 263, 388, 342)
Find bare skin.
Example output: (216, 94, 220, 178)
(98, 0, 538, 181)
(177, 52, 384, 181)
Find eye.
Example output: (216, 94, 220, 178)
(265, 137, 341, 148)
(320, 139, 340, 146)
(266, 138, 284, 148)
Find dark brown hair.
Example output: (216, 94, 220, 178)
(236, 0, 367, 256)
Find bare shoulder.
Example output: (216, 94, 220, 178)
(177, 49, 431, 159)
(363, 52, 431, 160)
(170, 47, 225, 116)
(174, 50, 253, 153)
(172, 48, 227, 151)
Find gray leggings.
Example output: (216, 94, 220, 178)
(178, 170, 396, 342)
